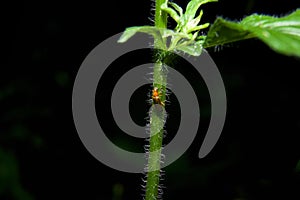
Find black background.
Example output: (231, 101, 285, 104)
(2, 0, 300, 199)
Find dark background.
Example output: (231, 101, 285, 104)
(2, 0, 300, 199)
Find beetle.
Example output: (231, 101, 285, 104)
(152, 87, 165, 106)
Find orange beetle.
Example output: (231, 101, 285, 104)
(152, 87, 165, 106)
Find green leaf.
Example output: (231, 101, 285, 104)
(161, 0, 181, 23)
(169, 1, 183, 16)
(185, 0, 218, 22)
(204, 9, 300, 57)
(118, 26, 162, 43)
(175, 40, 204, 56)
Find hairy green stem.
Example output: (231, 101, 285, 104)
(145, 0, 168, 199)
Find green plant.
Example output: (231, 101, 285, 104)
(118, 0, 300, 199)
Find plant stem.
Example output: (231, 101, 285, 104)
(145, 0, 168, 199)
(154, 0, 168, 29)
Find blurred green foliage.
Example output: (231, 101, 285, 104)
(296, 160, 300, 173)
(112, 183, 124, 200)
(0, 148, 33, 200)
